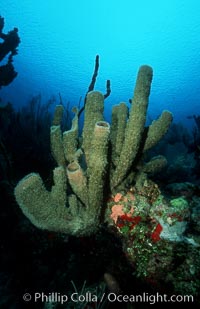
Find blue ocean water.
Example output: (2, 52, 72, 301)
(1, 0, 200, 127)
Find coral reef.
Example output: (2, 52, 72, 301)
(107, 185, 200, 297)
(0, 16, 20, 88)
(14, 65, 173, 237)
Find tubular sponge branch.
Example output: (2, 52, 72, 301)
(110, 65, 153, 189)
(87, 121, 110, 219)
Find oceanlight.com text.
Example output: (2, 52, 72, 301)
(23, 291, 194, 305)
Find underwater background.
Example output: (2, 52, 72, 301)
(1, 0, 200, 125)
(1, 0, 200, 308)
